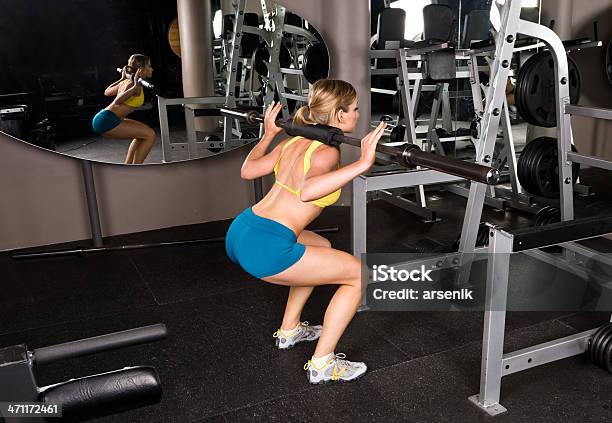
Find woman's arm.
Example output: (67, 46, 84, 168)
(112, 69, 143, 105)
(300, 148, 368, 201)
(240, 102, 285, 180)
(240, 133, 286, 180)
(104, 67, 128, 96)
(104, 78, 126, 97)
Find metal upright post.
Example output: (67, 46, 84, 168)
(459, 0, 522, 254)
(397, 48, 428, 211)
(468, 227, 513, 416)
(81, 160, 104, 248)
(499, 99, 522, 194)
(353, 176, 369, 310)
(397, 49, 418, 144)
(441, 83, 452, 132)
(223, 0, 247, 148)
(266, 6, 290, 120)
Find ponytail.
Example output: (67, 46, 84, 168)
(293, 105, 316, 126)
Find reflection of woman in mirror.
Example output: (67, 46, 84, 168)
(91, 54, 155, 164)
(225, 80, 387, 384)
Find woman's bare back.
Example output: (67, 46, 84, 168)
(252, 137, 339, 234)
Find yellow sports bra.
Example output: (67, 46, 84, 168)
(273, 136, 341, 208)
(123, 81, 144, 108)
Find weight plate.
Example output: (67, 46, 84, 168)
(598, 330, 612, 371)
(595, 324, 612, 369)
(591, 323, 612, 365)
(532, 205, 559, 227)
(518, 137, 579, 198)
(452, 223, 489, 252)
(589, 324, 608, 363)
(516, 55, 536, 123)
(254, 43, 292, 77)
(518, 137, 546, 195)
(302, 43, 329, 84)
(533, 140, 561, 197)
(603, 335, 612, 373)
(544, 207, 561, 225)
(476, 223, 490, 247)
(527, 138, 554, 195)
(515, 51, 581, 127)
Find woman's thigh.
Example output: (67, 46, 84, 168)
(104, 118, 154, 140)
(262, 245, 361, 288)
(297, 230, 331, 248)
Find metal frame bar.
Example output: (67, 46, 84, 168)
(357, 0, 612, 414)
(470, 223, 611, 415)
(353, 169, 464, 310)
(468, 227, 513, 416)
(157, 96, 231, 162)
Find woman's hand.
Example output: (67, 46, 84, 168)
(358, 121, 387, 170)
(129, 69, 143, 93)
(120, 66, 128, 80)
(263, 102, 284, 138)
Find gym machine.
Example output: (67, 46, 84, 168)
(356, 0, 612, 415)
(0, 324, 167, 422)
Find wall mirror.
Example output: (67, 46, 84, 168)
(0, 0, 329, 165)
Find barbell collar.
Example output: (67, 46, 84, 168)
(402, 145, 500, 185)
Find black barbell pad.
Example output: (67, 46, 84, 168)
(283, 121, 344, 147)
(40, 367, 162, 421)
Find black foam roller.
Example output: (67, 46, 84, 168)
(41, 367, 162, 421)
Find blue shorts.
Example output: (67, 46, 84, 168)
(92, 109, 121, 135)
(225, 208, 306, 278)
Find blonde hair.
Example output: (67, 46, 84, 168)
(126, 54, 150, 73)
(293, 79, 357, 126)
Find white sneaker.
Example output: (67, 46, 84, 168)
(304, 353, 367, 384)
(272, 321, 323, 350)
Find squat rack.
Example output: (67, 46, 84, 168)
(354, 0, 612, 415)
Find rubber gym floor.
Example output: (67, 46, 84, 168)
(2, 168, 611, 422)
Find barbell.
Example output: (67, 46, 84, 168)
(220, 108, 500, 185)
(115, 67, 155, 90)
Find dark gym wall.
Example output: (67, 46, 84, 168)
(0, 0, 371, 251)
(0, 0, 184, 122)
